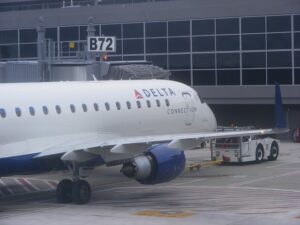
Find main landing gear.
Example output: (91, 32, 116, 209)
(56, 163, 91, 204)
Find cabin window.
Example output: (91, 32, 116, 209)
(55, 105, 62, 114)
(146, 100, 151, 108)
(156, 99, 161, 107)
(29, 106, 35, 116)
(126, 101, 131, 109)
(105, 102, 110, 111)
(82, 104, 88, 112)
(0, 108, 6, 118)
(136, 101, 141, 109)
(116, 102, 121, 110)
(70, 104, 76, 113)
(94, 103, 99, 111)
(165, 99, 170, 107)
(43, 106, 49, 115)
(15, 107, 22, 117)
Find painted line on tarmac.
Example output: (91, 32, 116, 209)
(230, 170, 300, 186)
(175, 178, 207, 186)
(135, 210, 195, 218)
(46, 180, 58, 189)
(266, 162, 300, 169)
(0, 179, 10, 196)
(16, 178, 40, 192)
(14, 178, 32, 193)
(93, 181, 133, 191)
(0, 178, 59, 198)
(192, 185, 300, 194)
(0, 178, 14, 195)
(108, 184, 300, 194)
(185, 160, 221, 171)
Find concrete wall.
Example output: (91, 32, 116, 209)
(196, 86, 300, 105)
(0, 0, 300, 29)
(50, 65, 89, 81)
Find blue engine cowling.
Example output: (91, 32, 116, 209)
(121, 144, 185, 184)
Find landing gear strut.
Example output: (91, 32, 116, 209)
(56, 163, 91, 204)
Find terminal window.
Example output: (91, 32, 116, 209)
(193, 70, 216, 86)
(192, 19, 215, 35)
(193, 54, 215, 69)
(169, 54, 190, 70)
(101, 24, 122, 38)
(242, 17, 265, 33)
(267, 69, 292, 85)
(217, 70, 240, 85)
(146, 22, 167, 37)
(216, 18, 239, 34)
(168, 21, 190, 36)
(192, 36, 215, 52)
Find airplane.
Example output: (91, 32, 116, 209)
(0, 79, 288, 204)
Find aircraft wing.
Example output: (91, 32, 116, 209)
(34, 128, 288, 163)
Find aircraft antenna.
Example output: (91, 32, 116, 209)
(92, 74, 98, 81)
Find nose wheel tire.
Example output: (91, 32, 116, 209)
(56, 179, 91, 204)
(56, 179, 73, 203)
(255, 146, 264, 163)
(268, 142, 279, 161)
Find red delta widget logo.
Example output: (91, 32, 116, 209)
(134, 88, 176, 99)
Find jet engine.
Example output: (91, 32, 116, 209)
(121, 144, 185, 184)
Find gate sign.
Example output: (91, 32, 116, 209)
(88, 36, 116, 52)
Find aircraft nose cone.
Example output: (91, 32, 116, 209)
(206, 104, 217, 130)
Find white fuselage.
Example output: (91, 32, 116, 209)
(0, 80, 217, 159)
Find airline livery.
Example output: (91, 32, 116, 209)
(0, 80, 287, 204)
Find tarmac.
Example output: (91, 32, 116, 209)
(0, 142, 300, 225)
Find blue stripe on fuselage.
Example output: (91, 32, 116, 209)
(0, 153, 50, 176)
(0, 153, 106, 176)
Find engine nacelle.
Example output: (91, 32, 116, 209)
(121, 144, 185, 184)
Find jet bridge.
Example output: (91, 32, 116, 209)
(0, 17, 170, 83)
(0, 60, 170, 83)
(97, 61, 170, 80)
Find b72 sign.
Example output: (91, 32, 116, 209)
(88, 36, 116, 52)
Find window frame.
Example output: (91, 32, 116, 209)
(105, 102, 110, 111)
(43, 106, 49, 115)
(156, 99, 161, 107)
(165, 99, 170, 107)
(55, 105, 62, 114)
(116, 102, 121, 110)
(126, 101, 131, 110)
(146, 100, 151, 108)
(15, 107, 22, 117)
(93, 103, 99, 112)
(0, 108, 6, 118)
(29, 106, 35, 116)
(70, 104, 76, 113)
(82, 104, 88, 112)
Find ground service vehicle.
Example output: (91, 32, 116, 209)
(211, 136, 280, 163)
(292, 128, 300, 142)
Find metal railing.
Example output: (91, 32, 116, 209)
(45, 40, 88, 62)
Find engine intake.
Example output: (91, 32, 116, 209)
(121, 144, 185, 184)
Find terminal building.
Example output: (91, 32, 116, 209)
(0, 0, 299, 135)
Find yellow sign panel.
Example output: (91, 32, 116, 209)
(69, 42, 75, 49)
(135, 210, 195, 218)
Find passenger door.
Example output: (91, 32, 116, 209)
(182, 92, 195, 126)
